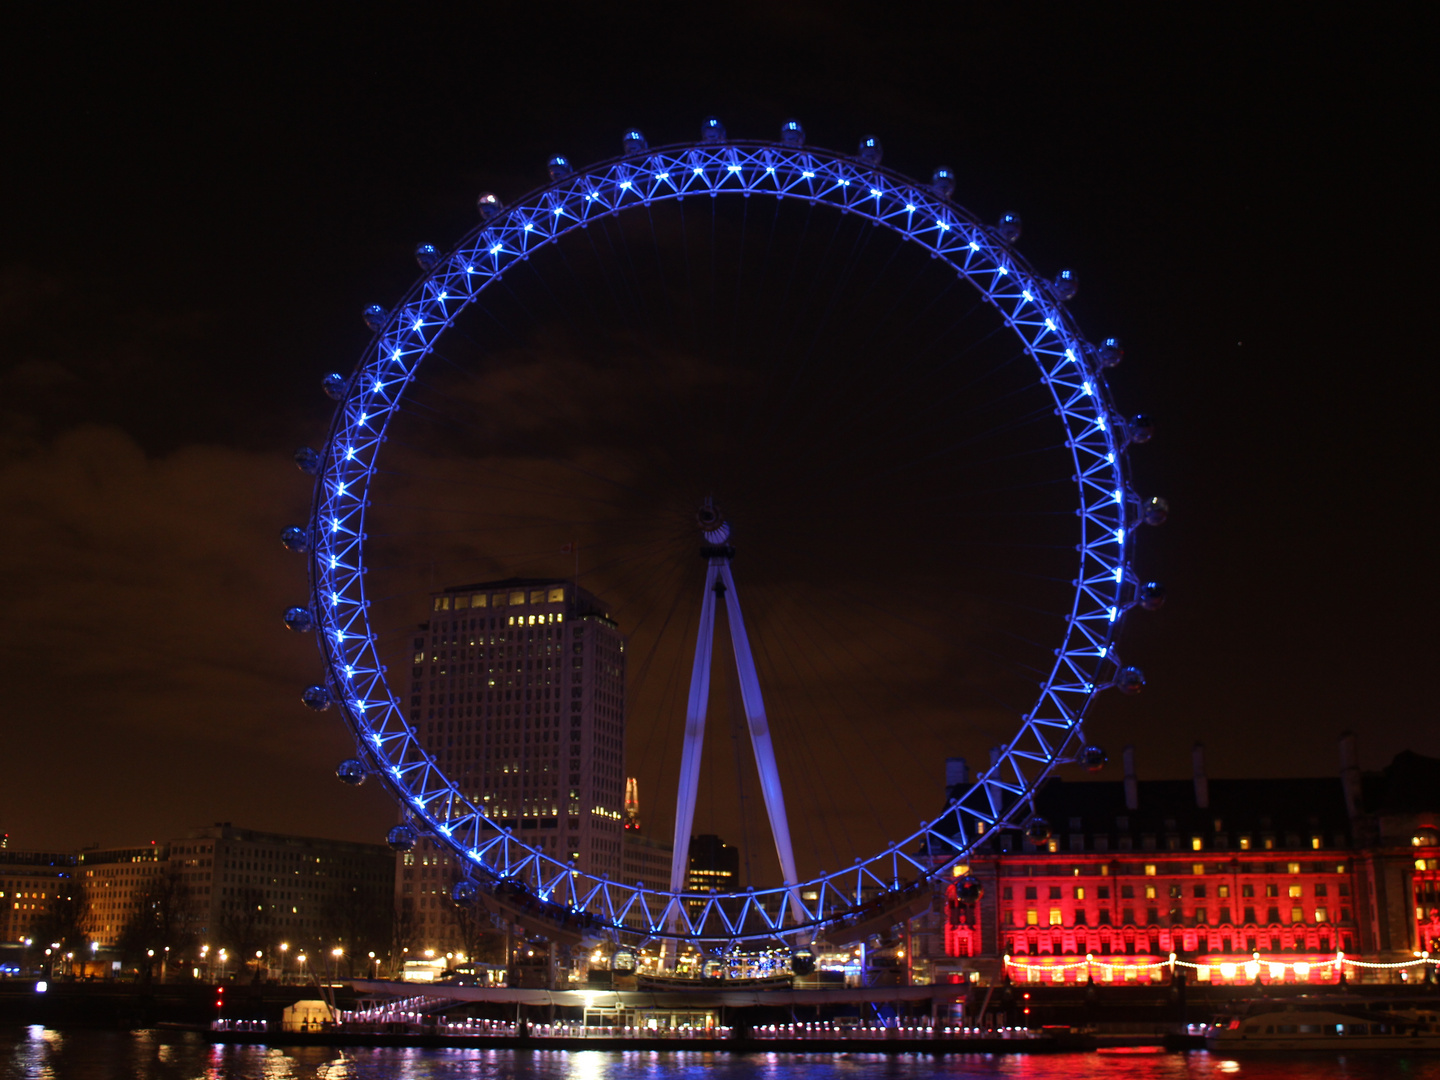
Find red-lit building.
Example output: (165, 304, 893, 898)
(917, 739, 1440, 988)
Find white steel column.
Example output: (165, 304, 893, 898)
(716, 561, 805, 923)
(669, 560, 721, 895)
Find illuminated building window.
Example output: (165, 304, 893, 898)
(1265, 884, 1278, 898)
(1287, 862, 1301, 874)
(1288, 885, 1303, 898)
(1048, 909, 1062, 926)
(1291, 906, 1304, 923)
(1075, 886, 1086, 901)
(1311, 836, 1322, 849)
(1144, 864, 1156, 876)
(1239, 837, 1251, 850)
(1314, 907, 1328, 923)
(1191, 837, 1203, 851)
(1241, 884, 1255, 898)
(1026, 909, 1039, 926)
(1193, 863, 1205, 875)
(1145, 885, 1156, 901)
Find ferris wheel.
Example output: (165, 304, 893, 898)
(282, 118, 1164, 950)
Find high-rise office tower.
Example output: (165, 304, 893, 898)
(407, 578, 626, 887)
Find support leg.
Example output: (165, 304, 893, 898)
(666, 562, 721, 960)
(717, 563, 805, 924)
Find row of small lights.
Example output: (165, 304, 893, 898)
(1005, 950, 1435, 979)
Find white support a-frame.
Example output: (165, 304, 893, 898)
(669, 513, 805, 933)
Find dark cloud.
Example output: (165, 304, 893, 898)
(0, 6, 1431, 868)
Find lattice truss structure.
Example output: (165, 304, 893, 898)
(295, 124, 1153, 946)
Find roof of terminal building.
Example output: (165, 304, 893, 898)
(1024, 777, 1350, 834)
(443, 577, 572, 591)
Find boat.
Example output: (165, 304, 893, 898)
(1207, 997, 1440, 1051)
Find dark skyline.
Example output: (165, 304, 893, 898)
(0, 7, 1431, 856)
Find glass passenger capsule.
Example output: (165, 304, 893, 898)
(336, 758, 367, 785)
(386, 824, 418, 852)
(790, 947, 817, 975)
(857, 135, 882, 166)
(1128, 413, 1155, 444)
(1138, 582, 1167, 611)
(1115, 666, 1146, 694)
(780, 119, 806, 147)
(1024, 817, 1053, 844)
(700, 116, 726, 143)
(955, 876, 984, 903)
(1081, 745, 1109, 772)
(293, 447, 321, 475)
(477, 192, 505, 222)
(611, 949, 637, 972)
(301, 685, 332, 710)
(931, 167, 956, 198)
(1142, 496, 1169, 526)
(1053, 269, 1079, 301)
(1096, 337, 1124, 367)
(321, 373, 348, 401)
(414, 243, 441, 271)
(622, 129, 648, 154)
(283, 606, 313, 632)
(548, 155, 573, 181)
(996, 212, 1022, 243)
(280, 525, 310, 553)
(451, 880, 479, 903)
(362, 305, 389, 333)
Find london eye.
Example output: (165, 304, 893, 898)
(282, 118, 1163, 951)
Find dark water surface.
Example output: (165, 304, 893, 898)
(6, 1029, 1440, 1080)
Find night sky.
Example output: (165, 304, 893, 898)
(1, 7, 1431, 864)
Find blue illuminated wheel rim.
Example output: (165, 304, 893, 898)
(302, 129, 1146, 946)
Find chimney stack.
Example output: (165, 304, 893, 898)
(1338, 731, 1362, 819)
(1193, 742, 1210, 809)
(1123, 745, 1138, 811)
(946, 757, 969, 789)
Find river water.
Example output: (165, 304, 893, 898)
(6, 1029, 1440, 1080)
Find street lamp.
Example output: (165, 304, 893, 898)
(255, 950, 264, 981)
(279, 943, 289, 984)
(218, 949, 228, 980)
(368, 951, 377, 979)
(330, 947, 342, 983)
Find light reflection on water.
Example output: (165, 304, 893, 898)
(8, 1030, 1440, 1080)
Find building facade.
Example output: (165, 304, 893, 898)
(80, 844, 166, 946)
(76, 825, 393, 953)
(0, 850, 75, 946)
(399, 579, 628, 948)
(916, 739, 1440, 987)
